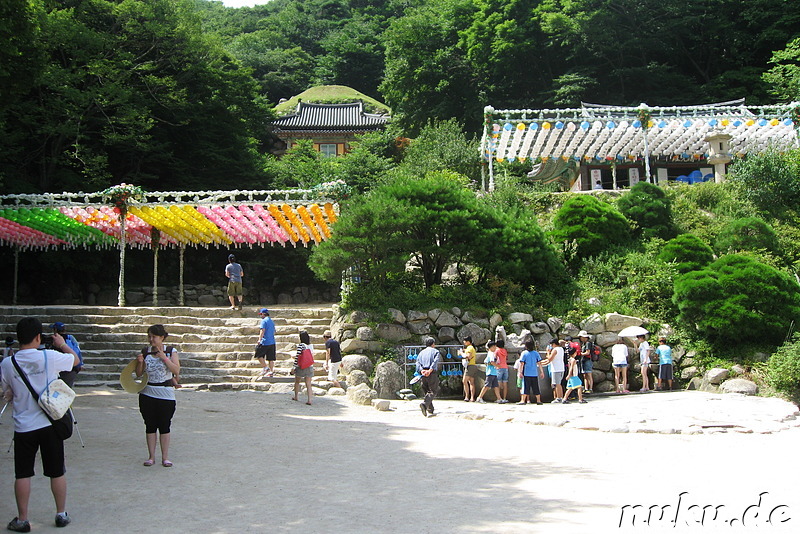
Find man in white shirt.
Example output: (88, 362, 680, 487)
(1, 317, 79, 531)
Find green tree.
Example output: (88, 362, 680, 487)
(715, 217, 780, 255)
(658, 234, 714, 274)
(310, 171, 558, 291)
(0, 0, 269, 194)
(727, 148, 800, 216)
(763, 37, 800, 100)
(396, 119, 480, 184)
(673, 254, 800, 347)
(380, 0, 479, 135)
(550, 195, 631, 260)
(767, 334, 800, 403)
(617, 181, 675, 239)
(226, 30, 315, 103)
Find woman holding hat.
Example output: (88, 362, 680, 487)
(135, 324, 180, 467)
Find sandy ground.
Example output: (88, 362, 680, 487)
(2, 388, 799, 533)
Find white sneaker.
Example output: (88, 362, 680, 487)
(476, 398, 486, 403)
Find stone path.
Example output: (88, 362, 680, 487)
(404, 390, 800, 435)
(1, 388, 798, 533)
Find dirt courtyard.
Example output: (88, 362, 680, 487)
(2, 388, 799, 533)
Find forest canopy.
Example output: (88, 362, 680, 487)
(2, 0, 798, 194)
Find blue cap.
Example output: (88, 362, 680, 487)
(258, 308, 269, 315)
(50, 322, 66, 331)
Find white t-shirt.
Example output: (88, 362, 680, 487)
(1, 348, 75, 432)
(638, 341, 651, 365)
(549, 346, 565, 373)
(611, 343, 629, 365)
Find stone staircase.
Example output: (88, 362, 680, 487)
(0, 305, 335, 389)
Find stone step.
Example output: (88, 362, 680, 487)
(2, 304, 336, 386)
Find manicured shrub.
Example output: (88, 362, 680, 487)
(550, 195, 630, 259)
(714, 217, 780, 255)
(767, 335, 800, 404)
(617, 181, 675, 239)
(673, 254, 800, 347)
(658, 234, 714, 274)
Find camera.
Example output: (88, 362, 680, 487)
(41, 334, 55, 349)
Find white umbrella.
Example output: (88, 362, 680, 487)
(617, 326, 649, 337)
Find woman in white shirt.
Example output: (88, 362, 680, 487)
(611, 337, 630, 393)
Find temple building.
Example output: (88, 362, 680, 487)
(481, 100, 800, 191)
(270, 101, 389, 158)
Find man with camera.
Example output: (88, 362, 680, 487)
(1, 317, 80, 531)
(49, 323, 83, 388)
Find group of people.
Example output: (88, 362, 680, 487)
(414, 332, 675, 417)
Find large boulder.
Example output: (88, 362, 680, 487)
(546, 317, 563, 333)
(721, 378, 758, 396)
(340, 339, 384, 354)
(580, 313, 604, 334)
(388, 308, 406, 324)
(561, 323, 580, 338)
(347, 383, 377, 405)
(375, 323, 412, 342)
(461, 311, 489, 328)
(705, 368, 730, 385)
(508, 312, 533, 324)
(356, 326, 376, 341)
(595, 332, 621, 347)
(347, 369, 370, 388)
(341, 354, 374, 376)
(432, 309, 462, 328)
(406, 310, 428, 322)
(457, 323, 490, 346)
(407, 321, 432, 335)
(489, 313, 503, 330)
(437, 327, 456, 342)
(604, 313, 643, 332)
(373, 361, 405, 399)
(529, 322, 549, 335)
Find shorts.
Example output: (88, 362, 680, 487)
(14, 426, 66, 479)
(497, 368, 509, 382)
(466, 365, 480, 378)
(485, 375, 499, 388)
(613, 363, 628, 368)
(567, 376, 582, 389)
(227, 281, 243, 297)
(139, 394, 176, 435)
(255, 344, 277, 361)
(580, 359, 593, 374)
(523, 376, 540, 397)
(659, 364, 673, 380)
(327, 360, 341, 381)
(550, 371, 564, 386)
(295, 366, 314, 378)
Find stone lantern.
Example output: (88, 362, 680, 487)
(704, 133, 732, 183)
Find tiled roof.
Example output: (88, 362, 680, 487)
(272, 102, 389, 131)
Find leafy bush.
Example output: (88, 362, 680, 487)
(667, 182, 755, 242)
(728, 148, 800, 215)
(574, 245, 677, 321)
(658, 233, 714, 274)
(714, 217, 780, 255)
(550, 195, 630, 260)
(673, 254, 800, 348)
(767, 335, 800, 404)
(617, 181, 675, 239)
